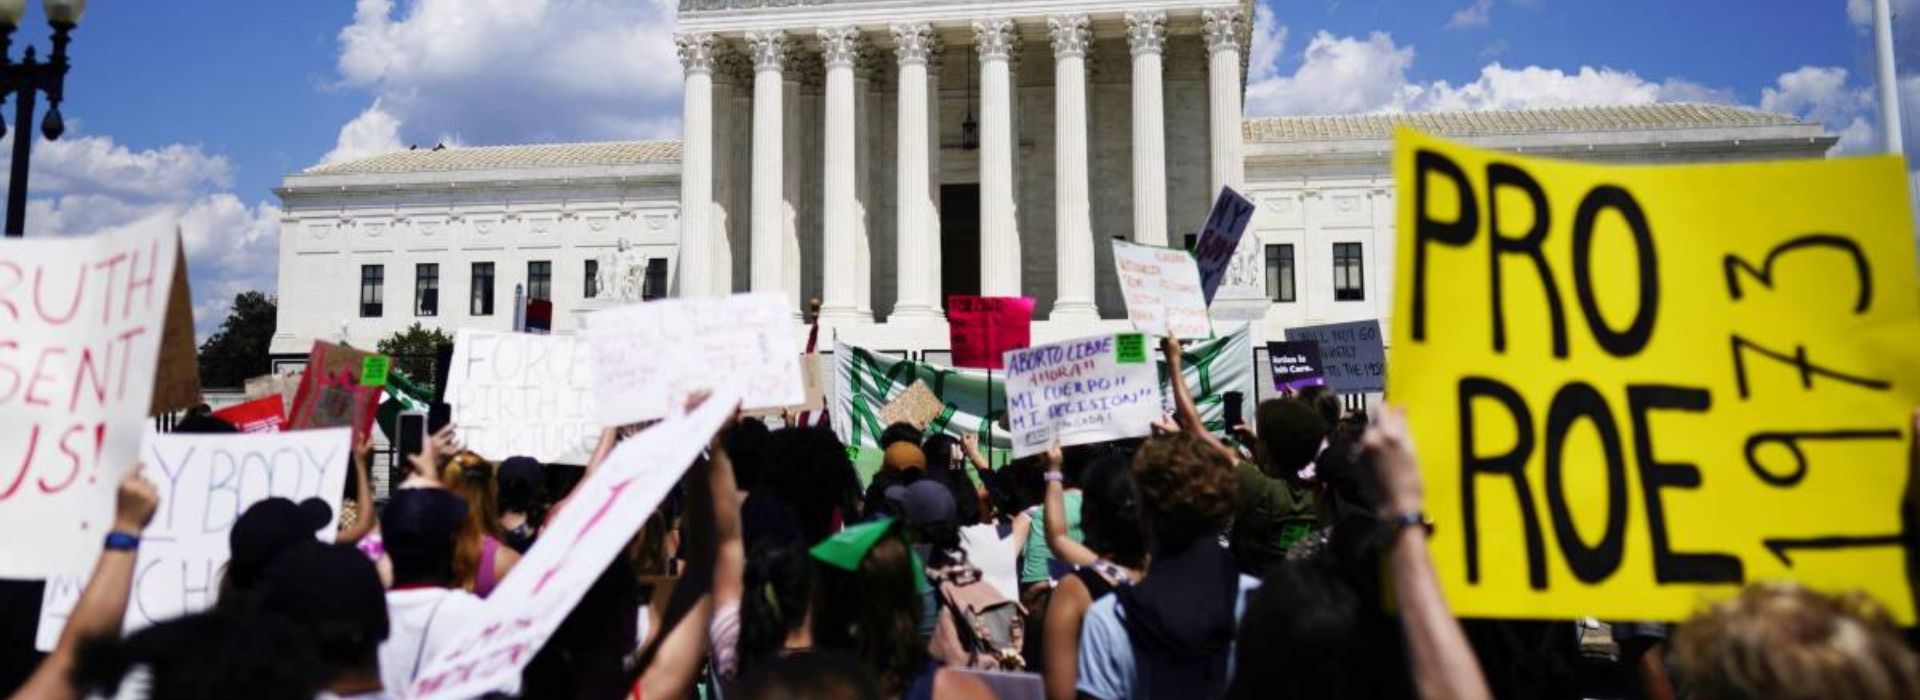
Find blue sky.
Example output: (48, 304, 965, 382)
(6, 0, 1913, 337)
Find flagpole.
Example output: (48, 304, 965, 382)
(1875, 0, 1904, 155)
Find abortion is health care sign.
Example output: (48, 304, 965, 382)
(0, 225, 179, 578)
(409, 387, 740, 699)
(1002, 334, 1162, 459)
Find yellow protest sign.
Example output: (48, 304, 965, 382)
(1390, 129, 1920, 623)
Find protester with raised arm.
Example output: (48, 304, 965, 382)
(10, 469, 157, 700)
(1040, 441, 1145, 700)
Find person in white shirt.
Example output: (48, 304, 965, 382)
(375, 487, 486, 696)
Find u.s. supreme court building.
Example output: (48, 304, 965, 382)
(270, 0, 1834, 362)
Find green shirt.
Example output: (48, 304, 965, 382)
(1021, 491, 1083, 583)
(1228, 460, 1319, 574)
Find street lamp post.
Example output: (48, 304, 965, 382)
(0, 0, 84, 238)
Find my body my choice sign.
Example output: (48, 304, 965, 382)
(1392, 129, 1920, 622)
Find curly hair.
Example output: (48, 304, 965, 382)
(1130, 432, 1237, 549)
(1672, 583, 1920, 700)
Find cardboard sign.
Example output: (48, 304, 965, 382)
(1193, 186, 1257, 305)
(212, 396, 287, 433)
(148, 234, 202, 416)
(1112, 240, 1212, 340)
(286, 342, 382, 441)
(1002, 335, 1162, 459)
(1284, 320, 1385, 394)
(587, 293, 801, 426)
(1266, 341, 1327, 393)
(0, 225, 179, 578)
(409, 388, 738, 699)
(1391, 129, 1920, 623)
(947, 295, 1034, 370)
(359, 355, 391, 387)
(446, 330, 598, 464)
(35, 428, 351, 650)
(878, 380, 945, 431)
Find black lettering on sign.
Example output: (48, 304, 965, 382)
(1413, 150, 1478, 344)
(1543, 382, 1627, 583)
(1762, 532, 1904, 566)
(1728, 335, 1891, 400)
(1627, 385, 1743, 585)
(1487, 163, 1568, 358)
(1570, 186, 1658, 357)
(1458, 376, 1547, 590)
(1723, 234, 1872, 313)
(1742, 429, 1903, 487)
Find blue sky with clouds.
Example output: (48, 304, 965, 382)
(6, 0, 1915, 337)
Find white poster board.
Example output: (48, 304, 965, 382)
(587, 293, 801, 425)
(446, 330, 599, 464)
(1111, 240, 1212, 340)
(0, 225, 180, 578)
(408, 388, 738, 699)
(35, 428, 351, 650)
(1002, 334, 1162, 459)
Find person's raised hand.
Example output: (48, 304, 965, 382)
(353, 435, 376, 468)
(1150, 414, 1179, 435)
(113, 466, 159, 535)
(1361, 405, 1423, 517)
(1159, 335, 1181, 364)
(408, 424, 458, 483)
(1044, 440, 1064, 472)
(961, 431, 981, 457)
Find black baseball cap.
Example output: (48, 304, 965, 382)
(229, 497, 333, 584)
(381, 488, 468, 564)
(255, 541, 390, 653)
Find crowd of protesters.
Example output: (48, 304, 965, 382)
(6, 333, 1920, 699)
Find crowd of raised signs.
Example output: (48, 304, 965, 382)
(2, 329, 1917, 700)
(9, 137, 1920, 700)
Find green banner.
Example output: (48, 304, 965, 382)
(831, 324, 1255, 457)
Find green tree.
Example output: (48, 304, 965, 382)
(196, 292, 277, 389)
(377, 322, 454, 384)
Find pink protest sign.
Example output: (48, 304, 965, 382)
(947, 295, 1033, 370)
(408, 387, 739, 699)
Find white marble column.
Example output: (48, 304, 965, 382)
(854, 50, 877, 317)
(674, 33, 716, 297)
(1204, 7, 1246, 195)
(1049, 15, 1097, 320)
(817, 26, 868, 321)
(926, 42, 945, 307)
(974, 18, 1020, 297)
(890, 22, 940, 320)
(1126, 12, 1169, 247)
(746, 30, 788, 300)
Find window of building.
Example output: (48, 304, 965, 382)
(584, 260, 600, 299)
(1265, 244, 1295, 303)
(471, 262, 495, 316)
(1332, 242, 1365, 301)
(643, 259, 668, 300)
(1183, 233, 1197, 251)
(359, 265, 384, 317)
(415, 263, 439, 317)
(528, 261, 552, 301)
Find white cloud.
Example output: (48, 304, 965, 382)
(1246, 31, 1729, 117)
(4, 131, 280, 339)
(326, 0, 684, 164)
(1446, 0, 1494, 30)
(1760, 66, 1876, 153)
(1248, 4, 1288, 83)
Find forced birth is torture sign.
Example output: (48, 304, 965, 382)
(1391, 130, 1920, 623)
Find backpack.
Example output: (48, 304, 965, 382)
(927, 551, 1027, 671)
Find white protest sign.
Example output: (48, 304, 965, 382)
(446, 330, 598, 464)
(35, 428, 350, 650)
(1002, 334, 1162, 459)
(408, 387, 738, 699)
(1111, 240, 1212, 340)
(587, 293, 801, 426)
(0, 225, 179, 578)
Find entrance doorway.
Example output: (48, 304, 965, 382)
(939, 184, 980, 309)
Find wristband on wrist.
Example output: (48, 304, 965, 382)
(1384, 510, 1433, 537)
(104, 531, 141, 552)
(1043, 471, 1065, 484)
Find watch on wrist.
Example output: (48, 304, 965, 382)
(1384, 510, 1434, 537)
